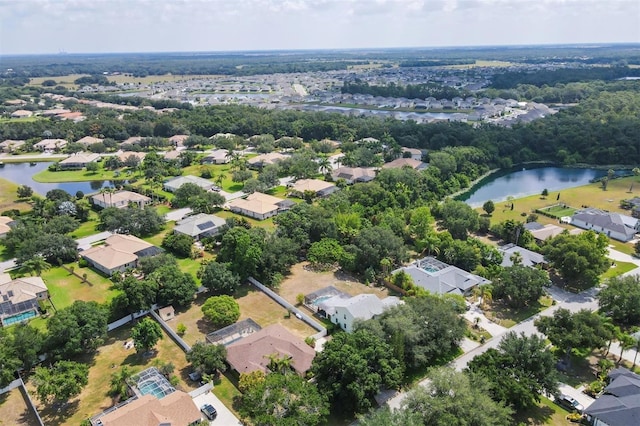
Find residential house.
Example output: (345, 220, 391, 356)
(584, 368, 640, 426)
(318, 293, 403, 333)
(56, 111, 85, 122)
(227, 192, 294, 220)
(571, 208, 639, 242)
(527, 223, 582, 243)
(80, 234, 162, 276)
(34, 138, 67, 152)
(355, 137, 380, 145)
(0, 139, 25, 153)
(168, 134, 189, 147)
(331, 167, 377, 184)
(622, 197, 640, 218)
(382, 157, 428, 171)
(247, 152, 289, 169)
(0, 216, 16, 238)
(0, 273, 48, 326)
(10, 110, 33, 118)
(201, 149, 230, 164)
(394, 256, 491, 296)
(289, 179, 338, 198)
(499, 243, 547, 268)
(90, 190, 151, 209)
(5, 99, 27, 106)
(94, 391, 201, 426)
(163, 175, 217, 193)
(121, 136, 143, 146)
(58, 153, 101, 170)
(76, 136, 103, 147)
(401, 147, 423, 161)
(173, 213, 226, 240)
(117, 151, 146, 163)
(40, 108, 71, 117)
(162, 150, 181, 161)
(226, 324, 316, 376)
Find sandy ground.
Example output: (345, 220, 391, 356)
(0, 388, 39, 426)
(277, 262, 389, 303)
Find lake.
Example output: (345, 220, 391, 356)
(0, 162, 115, 196)
(459, 166, 618, 207)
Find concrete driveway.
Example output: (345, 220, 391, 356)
(192, 390, 242, 425)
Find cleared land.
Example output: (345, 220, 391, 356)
(0, 388, 40, 426)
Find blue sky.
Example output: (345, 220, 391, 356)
(1, 0, 638, 55)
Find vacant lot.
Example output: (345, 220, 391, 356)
(27, 323, 196, 426)
(537, 204, 577, 219)
(277, 262, 390, 305)
(0, 388, 40, 426)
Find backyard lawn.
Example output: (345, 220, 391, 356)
(32, 167, 121, 183)
(482, 296, 554, 328)
(40, 264, 119, 312)
(0, 388, 40, 426)
(27, 323, 197, 426)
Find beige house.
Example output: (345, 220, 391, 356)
(226, 324, 316, 376)
(169, 134, 189, 147)
(96, 391, 201, 426)
(34, 138, 67, 152)
(10, 109, 33, 118)
(201, 149, 230, 164)
(382, 157, 427, 170)
(90, 190, 151, 209)
(58, 153, 101, 170)
(228, 192, 294, 220)
(76, 136, 104, 147)
(331, 167, 377, 184)
(247, 152, 289, 169)
(80, 234, 162, 276)
(0, 139, 25, 153)
(163, 175, 217, 193)
(0, 273, 48, 326)
(117, 151, 146, 163)
(0, 216, 16, 237)
(289, 179, 338, 198)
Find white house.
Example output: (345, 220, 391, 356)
(318, 293, 403, 333)
(163, 175, 217, 193)
(227, 192, 294, 220)
(570, 208, 639, 242)
(201, 149, 230, 164)
(173, 213, 226, 240)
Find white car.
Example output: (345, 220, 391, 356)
(556, 394, 584, 413)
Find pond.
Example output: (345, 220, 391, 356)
(459, 166, 622, 207)
(0, 162, 116, 196)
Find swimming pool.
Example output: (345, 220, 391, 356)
(131, 367, 175, 399)
(2, 310, 37, 326)
(138, 381, 173, 399)
(311, 295, 336, 306)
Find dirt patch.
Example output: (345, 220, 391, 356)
(277, 262, 389, 304)
(0, 388, 40, 426)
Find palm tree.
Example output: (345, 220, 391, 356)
(20, 256, 51, 277)
(619, 333, 636, 363)
(265, 353, 293, 375)
(479, 284, 493, 310)
(603, 320, 620, 356)
(109, 365, 133, 402)
(631, 332, 640, 369)
(509, 251, 523, 266)
(318, 156, 332, 175)
(216, 173, 225, 188)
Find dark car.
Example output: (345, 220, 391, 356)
(201, 403, 217, 420)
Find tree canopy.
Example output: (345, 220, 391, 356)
(33, 360, 89, 404)
(199, 261, 241, 296)
(598, 275, 640, 326)
(467, 332, 559, 409)
(493, 265, 550, 308)
(201, 295, 240, 329)
(186, 341, 227, 375)
(238, 372, 329, 426)
(131, 317, 163, 353)
(542, 230, 609, 289)
(46, 301, 108, 360)
(311, 329, 403, 415)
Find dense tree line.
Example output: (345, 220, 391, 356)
(342, 81, 469, 101)
(491, 66, 640, 89)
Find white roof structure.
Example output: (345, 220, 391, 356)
(318, 293, 402, 320)
(394, 257, 491, 295)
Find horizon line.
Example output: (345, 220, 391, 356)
(2, 42, 639, 58)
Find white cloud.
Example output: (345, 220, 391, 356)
(0, 0, 638, 54)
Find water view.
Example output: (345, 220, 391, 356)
(0, 162, 115, 196)
(460, 166, 614, 207)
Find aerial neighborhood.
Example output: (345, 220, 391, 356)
(1, 42, 640, 426)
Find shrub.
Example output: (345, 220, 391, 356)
(176, 323, 186, 336)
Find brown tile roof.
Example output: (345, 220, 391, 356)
(227, 192, 286, 216)
(117, 151, 147, 162)
(59, 153, 101, 165)
(98, 391, 201, 426)
(0, 275, 48, 305)
(0, 216, 14, 235)
(76, 136, 103, 145)
(382, 158, 425, 169)
(226, 324, 315, 375)
(290, 179, 336, 193)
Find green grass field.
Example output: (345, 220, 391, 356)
(0, 177, 31, 212)
(537, 204, 577, 218)
(32, 167, 121, 183)
(40, 265, 119, 312)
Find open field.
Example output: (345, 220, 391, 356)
(108, 74, 223, 85)
(0, 117, 44, 124)
(0, 178, 31, 212)
(277, 262, 391, 305)
(27, 74, 89, 88)
(446, 60, 517, 69)
(0, 388, 40, 426)
(32, 167, 121, 183)
(483, 176, 640, 225)
(26, 323, 197, 426)
(537, 204, 577, 219)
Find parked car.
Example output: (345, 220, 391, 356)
(201, 403, 217, 420)
(556, 394, 584, 413)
